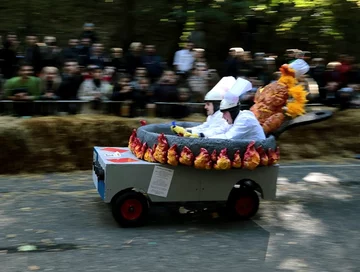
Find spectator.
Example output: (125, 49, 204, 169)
(192, 48, 207, 68)
(239, 51, 254, 78)
(40, 36, 62, 69)
(80, 23, 98, 45)
(173, 41, 195, 78)
(142, 45, 163, 83)
(56, 60, 83, 100)
(206, 69, 220, 90)
(310, 58, 326, 99)
(285, 49, 298, 64)
(171, 87, 192, 118)
(132, 77, 154, 113)
(3, 64, 40, 100)
(88, 43, 108, 69)
(187, 63, 208, 102)
(154, 70, 178, 102)
(323, 61, 342, 102)
(111, 74, 133, 101)
(78, 66, 112, 101)
(0, 39, 18, 79)
(24, 35, 42, 73)
(130, 67, 147, 89)
(62, 39, 80, 64)
(5, 33, 19, 51)
(224, 48, 239, 78)
(39, 66, 61, 100)
(77, 38, 91, 68)
(336, 54, 352, 89)
(102, 66, 116, 84)
(259, 57, 276, 85)
(110, 47, 126, 74)
(126, 42, 144, 77)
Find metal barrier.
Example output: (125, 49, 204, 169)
(0, 100, 334, 118)
(0, 100, 208, 117)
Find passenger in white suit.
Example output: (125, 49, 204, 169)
(209, 78, 266, 141)
(171, 76, 236, 138)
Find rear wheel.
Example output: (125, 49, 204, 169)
(112, 191, 149, 227)
(226, 189, 259, 220)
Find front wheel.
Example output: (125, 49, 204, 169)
(226, 189, 259, 220)
(112, 191, 149, 227)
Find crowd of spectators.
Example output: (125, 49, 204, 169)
(0, 23, 359, 117)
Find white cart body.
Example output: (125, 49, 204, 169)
(92, 146, 278, 203)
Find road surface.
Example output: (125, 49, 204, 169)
(0, 162, 359, 272)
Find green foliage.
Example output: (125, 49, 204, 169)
(0, 0, 359, 63)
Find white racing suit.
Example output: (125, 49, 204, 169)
(187, 110, 231, 138)
(209, 110, 266, 141)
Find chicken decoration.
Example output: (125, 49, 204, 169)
(268, 147, 280, 165)
(243, 141, 260, 170)
(232, 150, 242, 169)
(214, 148, 232, 170)
(127, 130, 280, 170)
(128, 129, 137, 152)
(256, 145, 269, 166)
(167, 144, 179, 166)
(250, 64, 308, 135)
(153, 133, 169, 164)
(179, 146, 194, 166)
(194, 148, 212, 170)
(211, 150, 217, 163)
(131, 137, 142, 157)
(133, 139, 143, 159)
(134, 142, 147, 160)
(144, 144, 157, 163)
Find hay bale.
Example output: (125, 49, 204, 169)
(279, 109, 360, 161)
(0, 110, 358, 174)
(0, 117, 31, 174)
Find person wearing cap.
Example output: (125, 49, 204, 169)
(209, 78, 266, 140)
(171, 76, 236, 137)
(80, 23, 98, 44)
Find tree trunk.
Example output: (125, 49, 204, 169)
(123, 0, 136, 52)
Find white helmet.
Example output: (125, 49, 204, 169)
(204, 76, 236, 101)
(230, 47, 244, 53)
(220, 77, 253, 111)
(220, 99, 239, 111)
(289, 59, 310, 77)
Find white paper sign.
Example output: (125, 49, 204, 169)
(147, 166, 174, 198)
(104, 151, 122, 157)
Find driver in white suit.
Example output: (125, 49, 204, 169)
(172, 76, 236, 138)
(209, 78, 266, 141)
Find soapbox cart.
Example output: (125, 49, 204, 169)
(92, 110, 332, 227)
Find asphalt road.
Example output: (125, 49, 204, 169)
(0, 162, 359, 272)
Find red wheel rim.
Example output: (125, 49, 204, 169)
(121, 199, 143, 221)
(235, 197, 254, 216)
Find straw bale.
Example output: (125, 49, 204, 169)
(0, 110, 358, 174)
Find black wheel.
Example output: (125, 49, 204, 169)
(226, 189, 259, 220)
(111, 191, 149, 227)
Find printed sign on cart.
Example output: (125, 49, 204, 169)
(147, 166, 174, 198)
(104, 151, 123, 157)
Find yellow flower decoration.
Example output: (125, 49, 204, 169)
(289, 85, 308, 104)
(278, 64, 308, 119)
(278, 75, 297, 89)
(285, 101, 306, 118)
